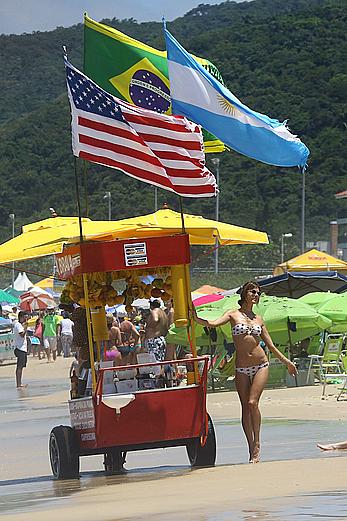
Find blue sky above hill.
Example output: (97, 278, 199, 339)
(0, 0, 245, 35)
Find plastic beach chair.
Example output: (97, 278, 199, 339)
(307, 334, 344, 385)
(322, 343, 347, 399)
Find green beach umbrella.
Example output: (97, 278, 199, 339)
(316, 293, 347, 334)
(3, 287, 22, 299)
(299, 291, 337, 309)
(0, 289, 20, 305)
(192, 294, 240, 340)
(166, 322, 228, 348)
(167, 294, 240, 347)
(254, 296, 332, 345)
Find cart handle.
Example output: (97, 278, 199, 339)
(97, 356, 209, 372)
(95, 356, 209, 397)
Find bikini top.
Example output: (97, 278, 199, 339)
(232, 323, 262, 337)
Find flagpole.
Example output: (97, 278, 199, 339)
(178, 196, 198, 380)
(154, 187, 158, 211)
(83, 161, 89, 218)
(74, 157, 84, 242)
(301, 167, 306, 253)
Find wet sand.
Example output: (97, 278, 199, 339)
(1, 357, 346, 520)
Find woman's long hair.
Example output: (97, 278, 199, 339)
(238, 281, 261, 307)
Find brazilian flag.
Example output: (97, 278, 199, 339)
(84, 14, 225, 153)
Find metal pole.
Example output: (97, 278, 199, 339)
(74, 157, 84, 242)
(301, 168, 305, 253)
(281, 234, 284, 264)
(103, 192, 111, 220)
(154, 186, 158, 211)
(211, 158, 220, 274)
(108, 193, 112, 221)
(9, 214, 15, 287)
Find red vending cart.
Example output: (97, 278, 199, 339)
(49, 233, 216, 479)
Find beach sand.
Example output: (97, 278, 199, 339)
(1, 357, 346, 520)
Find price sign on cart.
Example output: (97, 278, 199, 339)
(124, 242, 148, 267)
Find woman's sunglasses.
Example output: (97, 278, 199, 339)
(249, 289, 261, 296)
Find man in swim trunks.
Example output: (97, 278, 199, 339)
(119, 318, 140, 364)
(144, 299, 169, 362)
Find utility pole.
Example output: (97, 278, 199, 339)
(9, 214, 15, 287)
(281, 232, 293, 264)
(103, 192, 112, 220)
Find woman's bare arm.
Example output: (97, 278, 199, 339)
(260, 322, 298, 376)
(192, 308, 233, 328)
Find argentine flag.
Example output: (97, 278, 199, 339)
(164, 27, 309, 169)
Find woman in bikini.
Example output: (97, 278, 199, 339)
(193, 281, 297, 463)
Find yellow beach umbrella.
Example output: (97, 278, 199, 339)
(273, 248, 347, 276)
(88, 206, 269, 246)
(0, 208, 268, 265)
(0, 217, 138, 264)
(36, 277, 54, 289)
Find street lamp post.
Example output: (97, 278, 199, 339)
(281, 232, 293, 264)
(9, 213, 15, 288)
(211, 158, 220, 274)
(103, 192, 112, 220)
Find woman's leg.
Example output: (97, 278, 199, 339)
(317, 440, 347, 451)
(248, 365, 269, 463)
(235, 372, 253, 461)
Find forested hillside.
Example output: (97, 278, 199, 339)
(0, 0, 346, 281)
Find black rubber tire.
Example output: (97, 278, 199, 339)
(49, 425, 80, 480)
(104, 449, 127, 475)
(186, 414, 216, 467)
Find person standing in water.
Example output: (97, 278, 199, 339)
(13, 311, 29, 388)
(193, 281, 297, 463)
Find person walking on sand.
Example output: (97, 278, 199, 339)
(43, 308, 59, 362)
(193, 281, 297, 463)
(58, 311, 74, 358)
(13, 311, 29, 388)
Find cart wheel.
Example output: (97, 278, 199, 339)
(49, 425, 80, 480)
(186, 414, 216, 467)
(104, 449, 127, 475)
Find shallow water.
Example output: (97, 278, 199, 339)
(0, 371, 346, 518)
(140, 490, 347, 520)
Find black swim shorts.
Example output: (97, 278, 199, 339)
(14, 348, 27, 368)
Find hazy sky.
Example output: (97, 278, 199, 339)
(0, 0, 241, 35)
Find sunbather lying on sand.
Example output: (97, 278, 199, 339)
(317, 440, 347, 451)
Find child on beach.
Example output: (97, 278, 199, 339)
(69, 354, 79, 377)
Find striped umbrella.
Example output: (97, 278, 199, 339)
(20, 286, 55, 311)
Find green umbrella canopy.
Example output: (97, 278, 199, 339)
(0, 289, 20, 305)
(254, 296, 332, 345)
(316, 293, 347, 333)
(3, 287, 22, 299)
(195, 293, 331, 344)
(175, 294, 332, 347)
(167, 294, 240, 347)
(192, 294, 240, 340)
(166, 322, 228, 348)
(299, 291, 337, 309)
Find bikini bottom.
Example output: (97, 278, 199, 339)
(236, 361, 269, 380)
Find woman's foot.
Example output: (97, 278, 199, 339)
(250, 442, 261, 463)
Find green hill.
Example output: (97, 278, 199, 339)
(0, 0, 346, 285)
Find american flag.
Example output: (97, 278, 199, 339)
(65, 60, 217, 197)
